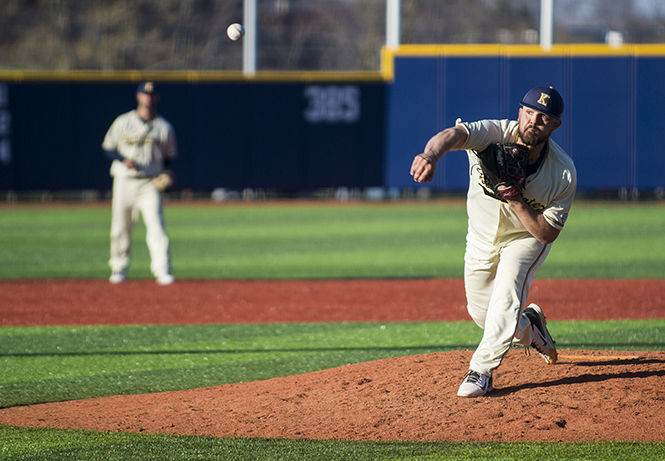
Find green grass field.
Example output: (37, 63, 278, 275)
(1, 200, 664, 460)
(1, 200, 663, 279)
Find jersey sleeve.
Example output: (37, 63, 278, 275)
(542, 166, 576, 231)
(456, 119, 516, 150)
(102, 116, 122, 151)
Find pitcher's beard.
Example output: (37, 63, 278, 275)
(519, 127, 546, 147)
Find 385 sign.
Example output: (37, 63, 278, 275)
(304, 85, 360, 123)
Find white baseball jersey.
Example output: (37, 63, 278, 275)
(102, 110, 177, 178)
(457, 118, 576, 245)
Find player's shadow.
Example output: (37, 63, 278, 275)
(491, 358, 665, 396)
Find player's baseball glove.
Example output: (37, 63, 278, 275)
(475, 143, 530, 200)
(152, 171, 174, 192)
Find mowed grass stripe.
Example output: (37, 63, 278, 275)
(0, 201, 663, 279)
(1, 425, 665, 461)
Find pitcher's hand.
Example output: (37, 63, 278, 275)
(410, 154, 435, 183)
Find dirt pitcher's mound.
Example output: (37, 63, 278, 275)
(1, 349, 664, 442)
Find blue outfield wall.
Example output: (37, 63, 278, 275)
(1, 46, 665, 193)
(0, 80, 386, 192)
(385, 45, 665, 192)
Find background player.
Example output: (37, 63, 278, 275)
(410, 86, 576, 397)
(102, 81, 177, 285)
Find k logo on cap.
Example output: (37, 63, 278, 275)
(537, 93, 551, 106)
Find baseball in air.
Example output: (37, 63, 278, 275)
(227, 23, 245, 41)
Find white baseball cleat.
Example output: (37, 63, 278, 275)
(523, 303, 557, 364)
(109, 271, 126, 284)
(457, 370, 493, 398)
(156, 274, 175, 285)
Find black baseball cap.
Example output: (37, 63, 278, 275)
(137, 81, 158, 95)
(521, 86, 563, 119)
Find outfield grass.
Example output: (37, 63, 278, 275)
(1, 200, 664, 460)
(0, 200, 663, 279)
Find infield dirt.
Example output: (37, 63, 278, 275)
(1, 278, 664, 442)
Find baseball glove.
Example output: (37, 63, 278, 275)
(152, 171, 174, 192)
(475, 143, 530, 200)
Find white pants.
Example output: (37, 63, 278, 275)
(109, 175, 171, 278)
(464, 235, 550, 375)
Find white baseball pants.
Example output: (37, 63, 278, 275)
(463, 235, 551, 376)
(109, 175, 171, 278)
